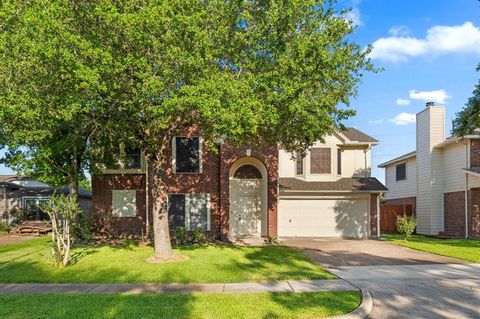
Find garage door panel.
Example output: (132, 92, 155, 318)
(278, 198, 368, 238)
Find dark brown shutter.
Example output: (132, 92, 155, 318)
(310, 148, 331, 174)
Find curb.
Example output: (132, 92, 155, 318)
(329, 289, 373, 319)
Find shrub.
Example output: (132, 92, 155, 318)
(396, 215, 417, 240)
(0, 220, 10, 232)
(72, 212, 92, 242)
(122, 238, 138, 247)
(191, 228, 207, 245)
(175, 226, 187, 246)
(264, 235, 280, 245)
(42, 195, 82, 267)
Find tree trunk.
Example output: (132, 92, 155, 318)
(147, 145, 183, 263)
(68, 141, 80, 200)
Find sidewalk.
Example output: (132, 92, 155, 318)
(0, 279, 356, 294)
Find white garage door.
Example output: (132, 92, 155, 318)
(278, 198, 369, 238)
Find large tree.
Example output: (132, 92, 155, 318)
(0, 0, 374, 262)
(453, 64, 480, 136)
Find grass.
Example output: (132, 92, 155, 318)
(0, 291, 360, 319)
(0, 237, 335, 283)
(383, 234, 480, 263)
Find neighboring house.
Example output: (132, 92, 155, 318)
(379, 102, 480, 238)
(0, 176, 92, 223)
(92, 127, 386, 239)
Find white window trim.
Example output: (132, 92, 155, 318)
(22, 196, 50, 210)
(167, 193, 211, 231)
(103, 144, 146, 174)
(172, 136, 203, 174)
(112, 190, 137, 217)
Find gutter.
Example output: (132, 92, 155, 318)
(376, 194, 381, 238)
(465, 142, 469, 239)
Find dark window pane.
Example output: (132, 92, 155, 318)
(168, 194, 185, 228)
(396, 163, 406, 181)
(124, 147, 141, 169)
(337, 149, 342, 175)
(234, 165, 262, 179)
(188, 194, 209, 230)
(296, 153, 304, 175)
(175, 137, 200, 173)
(310, 148, 331, 174)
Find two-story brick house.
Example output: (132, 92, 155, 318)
(92, 127, 386, 240)
(379, 102, 480, 238)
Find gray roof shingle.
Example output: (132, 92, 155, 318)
(279, 177, 388, 192)
(342, 127, 378, 143)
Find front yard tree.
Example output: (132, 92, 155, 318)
(453, 64, 480, 136)
(0, 1, 116, 197)
(94, 0, 374, 262)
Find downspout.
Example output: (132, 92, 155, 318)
(364, 144, 371, 177)
(376, 194, 381, 238)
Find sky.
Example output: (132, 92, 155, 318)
(339, 0, 480, 182)
(1, 0, 480, 183)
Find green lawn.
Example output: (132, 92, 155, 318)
(383, 234, 480, 263)
(0, 291, 359, 319)
(0, 238, 335, 283)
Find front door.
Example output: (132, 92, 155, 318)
(230, 179, 261, 237)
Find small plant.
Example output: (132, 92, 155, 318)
(396, 215, 417, 241)
(122, 238, 138, 247)
(42, 195, 83, 267)
(175, 226, 187, 246)
(191, 228, 207, 245)
(264, 235, 280, 245)
(0, 220, 10, 232)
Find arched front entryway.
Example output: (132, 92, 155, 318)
(229, 157, 268, 238)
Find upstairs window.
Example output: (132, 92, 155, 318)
(105, 145, 142, 171)
(295, 152, 304, 175)
(396, 163, 406, 181)
(337, 149, 342, 175)
(310, 148, 331, 174)
(168, 194, 210, 230)
(174, 137, 201, 173)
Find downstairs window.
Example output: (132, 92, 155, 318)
(168, 194, 210, 231)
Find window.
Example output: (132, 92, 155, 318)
(168, 194, 210, 230)
(310, 148, 331, 174)
(396, 163, 406, 181)
(234, 165, 262, 179)
(337, 149, 342, 175)
(112, 190, 137, 217)
(22, 197, 50, 220)
(105, 145, 142, 171)
(174, 137, 201, 173)
(295, 152, 304, 175)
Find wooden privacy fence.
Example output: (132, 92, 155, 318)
(380, 204, 413, 234)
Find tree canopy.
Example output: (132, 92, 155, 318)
(453, 64, 480, 137)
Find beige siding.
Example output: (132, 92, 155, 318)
(279, 133, 372, 181)
(384, 157, 417, 200)
(416, 106, 445, 235)
(443, 142, 467, 193)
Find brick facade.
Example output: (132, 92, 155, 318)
(469, 188, 480, 238)
(92, 131, 278, 239)
(443, 191, 466, 235)
(470, 139, 480, 168)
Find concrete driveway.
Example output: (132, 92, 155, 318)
(283, 238, 479, 319)
(282, 237, 465, 268)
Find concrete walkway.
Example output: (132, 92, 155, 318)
(0, 279, 357, 294)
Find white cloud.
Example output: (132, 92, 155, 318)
(370, 22, 480, 62)
(344, 8, 362, 27)
(409, 89, 450, 104)
(390, 112, 416, 125)
(395, 98, 411, 106)
(368, 119, 384, 125)
(389, 25, 410, 37)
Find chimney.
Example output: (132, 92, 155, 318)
(416, 102, 445, 235)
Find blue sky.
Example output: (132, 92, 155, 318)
(1, 0, 480, 183)
(340, 0, 480, 182)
